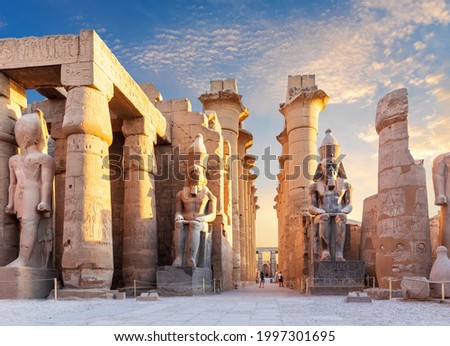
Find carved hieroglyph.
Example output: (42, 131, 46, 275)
(5, 110, 55, 268)
(375, 88, 432, 289)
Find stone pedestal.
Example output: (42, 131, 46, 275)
(0, 267, 57, 299)
(309, 260, 365, 295)
(54, 288, 121, 299)
(156, 266, 213, 296)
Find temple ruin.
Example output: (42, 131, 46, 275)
(0, 30, 258, 298)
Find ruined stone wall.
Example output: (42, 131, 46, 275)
(375, 88, 432, 289)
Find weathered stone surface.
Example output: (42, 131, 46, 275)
(0, 267, 57, 299)
(429, 246, 450, 298)
(0, 95, 20, 266)
(54, 289, 119, 300)
(276, 75, 328, 291)
(375, 89, 432, 289)
(61, 86, 113, 290)
(364, 288, 403, 300)
(344, 291, 372, 303)
(360, 194, 379, 279)
(156, 266, 213, 296)
(136, 291, 159, 301)
(432, 153, 450, 251)
(375, 88, 408, 134)
(401, 276, 430, 300)
(0, 73, 27, 108)
(4, 110, 56, 269)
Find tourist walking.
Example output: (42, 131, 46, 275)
(278, 271, 284, 287)
(259, 271, 265, 288)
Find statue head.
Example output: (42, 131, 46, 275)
(15, 109, 49, 153)
(187, 134, 208, 187)
(313, 129, 347, 188)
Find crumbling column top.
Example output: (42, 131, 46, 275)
(375, 88, 408, 134)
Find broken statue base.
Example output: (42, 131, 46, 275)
(0, 267, 57, 299)
(309, 260, 365, 295)
(156, 266, 213, 296)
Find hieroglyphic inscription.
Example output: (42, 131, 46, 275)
(0, 35, 79, 69)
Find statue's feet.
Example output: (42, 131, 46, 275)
(335, 252, 346, 261)
(6, 257, 28, 267)
(320, 251, 331, 261)
(186, 258, 197, 268)
(172, 257, 182, 267)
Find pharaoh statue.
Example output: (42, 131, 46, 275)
(4, 109, 56, 268)
(309, 129, 352, 261)
(432, 153, 450, 251)
(172, 134, 217, 268)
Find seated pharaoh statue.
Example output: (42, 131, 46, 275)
(309, 129, 352, 261)
(172, 134, 217, 268)
(5, 109, 56, 268)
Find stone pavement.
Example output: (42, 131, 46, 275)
(0, 282, 449, 326)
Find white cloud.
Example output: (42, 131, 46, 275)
(0, 19, 6, 28)
(425, 73, 445, 85)
(118, 0, 450, 109)
(357, 125, 378, 143)
(414, 41, 427, 50)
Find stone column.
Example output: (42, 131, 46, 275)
(360, 194, 378, 279)
(278, 75, 327, 288)
(61, 85, 114, 289)
(199, 79, 249, 284)
(121, 118, 158, 286)
(238, 129, 252, 281)
(0, 74, 26, 265)
(375, 88, 432, 289)
(257, 251, 263, 273)
(276, 129, 288, 275)
(279, 75, 328, 212)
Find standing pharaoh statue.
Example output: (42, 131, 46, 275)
(172, 134, 217, 268)
(309, 129, 352, 261)
(4, 109, 56, 268)
(432, 153, 450, 251)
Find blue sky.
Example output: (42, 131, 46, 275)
(1, 0, 450, 246)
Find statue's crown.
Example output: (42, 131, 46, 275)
(188, 134, 208, 169)
(318, 129, 340, 160)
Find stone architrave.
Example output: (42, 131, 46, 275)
(375, 88, 432, 289)
(432, 153, 450, 250)
(61, 85, 114, 289)
(429, 246, 450, 298)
